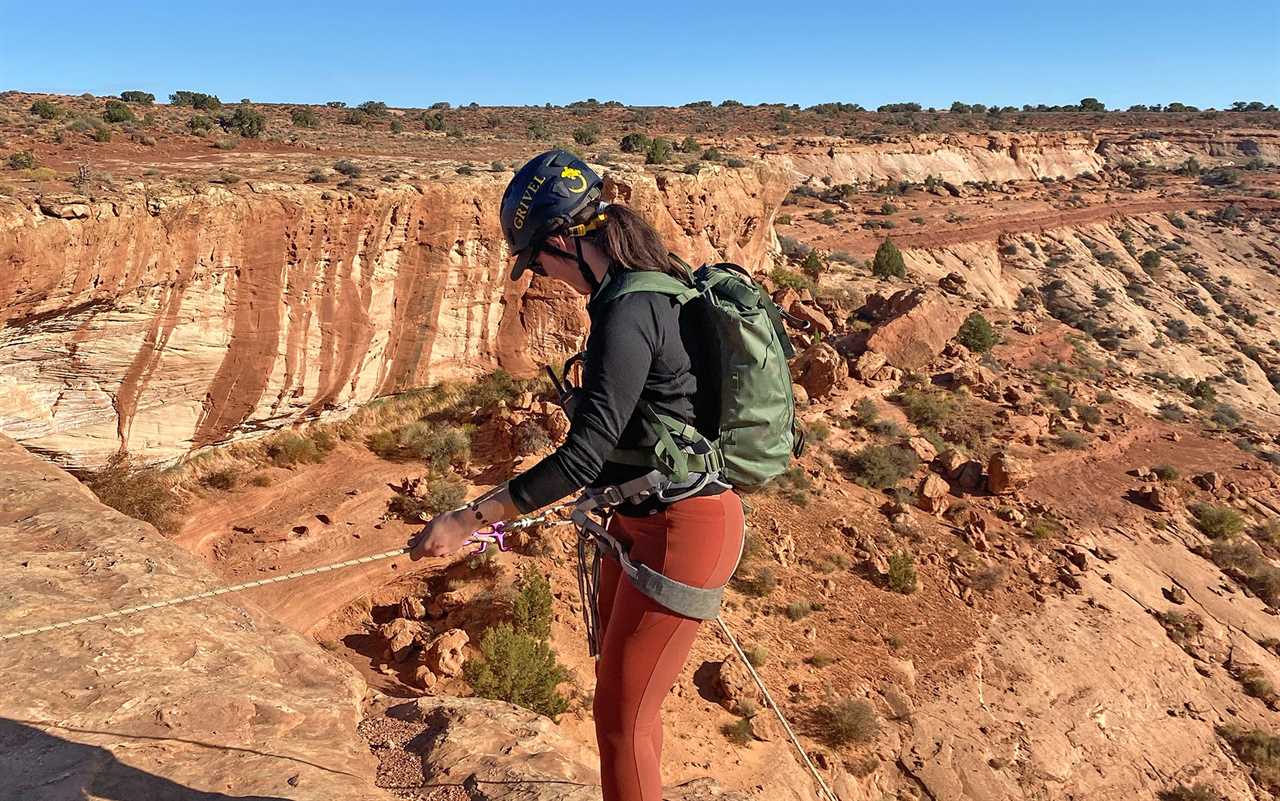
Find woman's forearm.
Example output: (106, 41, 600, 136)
(467, 483, 522, 528)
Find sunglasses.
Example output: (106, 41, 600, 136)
(525, 242, 578, 278)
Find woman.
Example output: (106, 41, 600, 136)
(411, 149, 745, 801)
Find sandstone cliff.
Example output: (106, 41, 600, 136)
(0, 165, 787, 467)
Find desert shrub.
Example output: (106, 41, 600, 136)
(1194, 504, 1244, 538)
(1056, 430, 1087, 450)
(1140, 250, 1162, 275)
(265, 431, 327, 468)
(818, 698, 879, 745)
(806, 652, 835, 668)
(30, 99, 60, 119)
(726, 158, 748, 168)
(770, 267, 815, 293)
(356, 100, 388, 116)
(840, 445, 918, 489)
(1158, 610, 1204, 647)
(249, 473, 272, 487)
(722, 717, 753, 745)
(1239, 667, 1275, 702)
(800, 250, 824, 279)
(449, 370, 523, 414)
(887, 551, 918, 594)
(955, 312, 998, 352)
(368, 422, 470, 470)
(1152, 464, 1180, 482)
(102, 100, 135, 124)
(853, 397, 881, 427)
(120, 90, 153, 104)
(290, 107, 320, 128)
(896, 387, 958, 428)
(870, 238, 906, 278)
(333, 159, 362, 178)
(387, 476, 466, 521)
(784, 601, 814, 621)
(619, 132, 649, 153)
(220, 105, 265, 138)
(201, 467, 240, 491)
(464, 623, 569, 718)
(773, 465, 812, 506)
(512, 567, 553, 640)
(6, 150, 36, 170)
(1075, 404, 1102, 425)
(1028, 516, 1065, 539)
(571, 123, 599, 145)
(1158, 403, 1187, 423)
(1210, 404, 1242, 429)
(1216, 726, 1280, 793)
(678, 135, 699, 153)
(733, 566, 777, 598)
(85, 454, 185, 534)
(701, 147, 724, 161)
(170, 91, 221, 110)
(187, 115, 213, 133)
(743, 645, 768, 667)
(969, 565, 1004, 592)
(645, 137, 673, 165)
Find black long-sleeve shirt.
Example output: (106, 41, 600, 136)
(508, 281, 720, 516)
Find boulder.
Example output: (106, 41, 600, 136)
(381, 618, 423, 663)
(790, 342, 848, 399)
(423, 628, 470, 678)
(37, 194, 92, 220)
(853, 289, 967, 370)
(988, 451, 1032, 495)
(788, 301, 834, 336)
(1193, 472, 1225, 493)
(1138, 483, 1180, 512)
(399, 596, 427, 620)
(936, 449, 968, 478)
(851, 350, 887, 382)
(713, 656, 765, 716)
(918, 473, 951, 514)
(938, 271, 967, 295)
(903, 436, 939, 464)
(954, 461, 986, 494)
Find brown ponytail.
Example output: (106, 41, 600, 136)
(587, 204, 687, 279)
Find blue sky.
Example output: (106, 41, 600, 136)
(1, 1, 1276, 109)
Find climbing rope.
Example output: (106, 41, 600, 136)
(0, 502, 574, 643)
(715, 616, 839, 801)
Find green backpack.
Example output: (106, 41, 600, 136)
(574, 261, 804, 489)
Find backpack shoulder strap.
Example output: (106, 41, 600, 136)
(589, 263, 701, 310)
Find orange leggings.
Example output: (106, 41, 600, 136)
(592, 490, 745, 801)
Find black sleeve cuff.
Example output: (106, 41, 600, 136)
(508, 454, 581, 514)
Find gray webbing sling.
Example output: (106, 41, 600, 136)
(571, 470, 742, 657)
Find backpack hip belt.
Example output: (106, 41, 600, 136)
(571, 470, 742, 658)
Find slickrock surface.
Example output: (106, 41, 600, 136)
(0, 434, 390, 801)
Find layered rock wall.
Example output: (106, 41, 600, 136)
(0, 165, 787, 466)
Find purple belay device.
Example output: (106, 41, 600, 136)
(464, 521, 512, 554)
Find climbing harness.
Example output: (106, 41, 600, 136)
(570, 470, 735, 657)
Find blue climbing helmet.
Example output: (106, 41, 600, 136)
(500, 149, 604, 280)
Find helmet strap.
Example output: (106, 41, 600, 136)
(574, 236, 602, 294)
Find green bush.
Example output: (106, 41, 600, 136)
(85, 454, 186, 534)
(120, 90, 154, 104)
(818, 698, 879, 745)
(1216, 726, 1280, 794)
(1056, 431, 1087, 449)
(743, 645, 768, 667)
(1194, 504, 1244, 538)
(784, 601, 814, 621)
(291, 107, 320, 128)
(571, 123, 599, 145)
(369, 422, 470, 470)
(722, 717, 753, 745)
(732, 566, 777, 598)
(1152, 464, 1180, 482)
(1075, 404, 1102, 425)
(387, 476, 466, 521)
(464, 623, 569, 718)
(1157, 783, 1222, 801)
(887, 550, 917, 594)
(841, 445, 919, 489)
(356, 100, 388, 116)
(619, 132, 649, 153)
(1140, 250, 1162, 275)
(806, 652, 835, 668)
(265, 431, 327, 468)
(770, 267, 815, 293)
(512, 567, 554, 640)
(955, 312, 998, 352)
(102, 100, 135, 124)
(30, 99, 60, 119)
(800, 250, 824, 279)
(678, 135, 699, 153)
(645, 137, 673, 165)
(201, 467, 240, 490)
(896, 387, 958, 428)
(6, 151, 36, 170)
(170, 91, 221, 110)
(871, 238, 906, 278)
(187, 115, 214, 133)
(701, 147, 724, 162)
(1210, 404, 1242, 429)
(221, 105, 265, 138)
